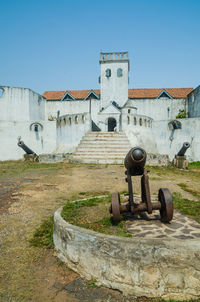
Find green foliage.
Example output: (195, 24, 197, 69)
(29, 216, 54, 248)
(189, 161, 200, 167)
(173, 192, 200, 223)
(87, 278, 97, 288)
(176, 109, 187, 119)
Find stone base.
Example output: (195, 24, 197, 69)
(53, 203, 200, 300)
(24, 154, 38, 162)
(173, 155, 189, 169)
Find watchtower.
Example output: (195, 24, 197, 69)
(99, 52, 129, 109)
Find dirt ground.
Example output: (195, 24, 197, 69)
(0, 161, 199, 302)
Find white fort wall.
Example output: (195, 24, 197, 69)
(129, 98, 186, 121)
(0, 86, 45, 121)
(0, 120, 56, 161)
(152, 118, 200, 161)
(45, 100, 100, 124)
(56, 113, 90, 153)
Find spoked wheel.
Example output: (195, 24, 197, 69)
(110, 192, 122, 222)
(158, 188, 173, 222)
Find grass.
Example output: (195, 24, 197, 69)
(189, 161, 200, 167)
(173, 192, 200, 224)
(61, 196, 132, 237)
(29, 216, 54, 248)
(177, 183, 200, 200)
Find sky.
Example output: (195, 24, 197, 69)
(0, 0, 200, 94)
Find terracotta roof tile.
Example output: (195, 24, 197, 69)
(128, 88, 193, 99)
(42, 89, 100, 100)
(42, 88, 193, 100)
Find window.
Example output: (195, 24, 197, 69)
(117, 68, 122, 77)
(106, 69, 111, 77)
(128, 109, 130, 114)
(134, 117, 137, 125)
(139, 118, 142, 126)
(0, 88, 4, 98)
(75, 116, 78, 124)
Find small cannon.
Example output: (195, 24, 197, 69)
(110, 147, 173, 223)
(173, 142, 190, 169)
(17, 139, 38, 161)
(177, 142, 190, 156)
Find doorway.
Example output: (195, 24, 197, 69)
(108, 117, 116, 132)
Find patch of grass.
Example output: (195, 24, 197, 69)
(29, 216, 54, 248)
(61, 196, 132, 237)
(173, 192, 200, 223)
(189, 161, 200, 167)
(87, 278, 97, 288)
(177, 183, 200, 200)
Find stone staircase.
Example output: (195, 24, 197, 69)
(71, 131, 132, 164)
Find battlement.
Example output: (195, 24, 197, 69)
(100, 52, 129, 63)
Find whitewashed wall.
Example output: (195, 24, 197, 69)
(56, 113, 90, 153)
(45, 100, 100, 124)
(100, 61, 129, 108)
(0, 86, 45, 121)
(0, 121, 56, 161)
(153, 118, 200, 161)
(128, 97, 186, 121)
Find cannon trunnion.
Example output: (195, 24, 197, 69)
(110, 147, 173, 223)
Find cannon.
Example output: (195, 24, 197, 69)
(17, 140, 36, 155)
(110, 147, 173, 223)
(17, 139, 38, 161)
(177, 142, 190, 156)
(173, 142, 190, 169)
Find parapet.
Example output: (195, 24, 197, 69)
(100, 52, 129, 63)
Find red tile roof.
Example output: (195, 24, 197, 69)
(128, 88, 193, 99)
(42, 90, 100, 100)
(42, 88, 193, 100)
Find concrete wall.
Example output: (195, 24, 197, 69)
(188, 86, 200, 118)
(128, 97, 186, 121)
(0, 86, 45, 121)
(153, 118, 200, 161)
(56, 113, 90, 153)
(100, 60, 129, 109)
(0, 120, 56, 161)
(45, 99, 100, 124)
(122, 115, 157, 154)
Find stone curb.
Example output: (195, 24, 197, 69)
(53, 201, 200, 300)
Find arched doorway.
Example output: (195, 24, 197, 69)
(108, 117, 116, 132)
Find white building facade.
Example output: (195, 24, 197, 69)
(0, 52, 200, 161)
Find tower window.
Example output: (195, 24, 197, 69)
(106, 69, 111, 77)
(117, 68, 123, 77)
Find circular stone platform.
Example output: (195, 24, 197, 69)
(53, 198, 200, 300)
(124, 195, 200, 240)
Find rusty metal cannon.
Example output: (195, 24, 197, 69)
(17, 139, 38, 161)
(177, 142, 190, 156)
(173, 142, 190, 169)
(109, 147, 173, 223)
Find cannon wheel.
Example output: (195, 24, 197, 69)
(159, 188, 173, 223)
(110, 192, 122, 222)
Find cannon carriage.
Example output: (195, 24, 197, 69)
(110, 147, 173, 223)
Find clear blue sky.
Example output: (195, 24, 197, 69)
(1, 0, 200, 94)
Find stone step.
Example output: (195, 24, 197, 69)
(73, 153, 127, 159)
(80, 137, 130, 142)
(85, 134, 128, 138)
(71, 158, 124, 164)
(75, 150, 128, 154)
(76, 146, 130, 151)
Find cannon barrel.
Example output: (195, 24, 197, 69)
(177, 142, 190, 157)
(124, 147, 147, 176)
(17, 140, 35, 155)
